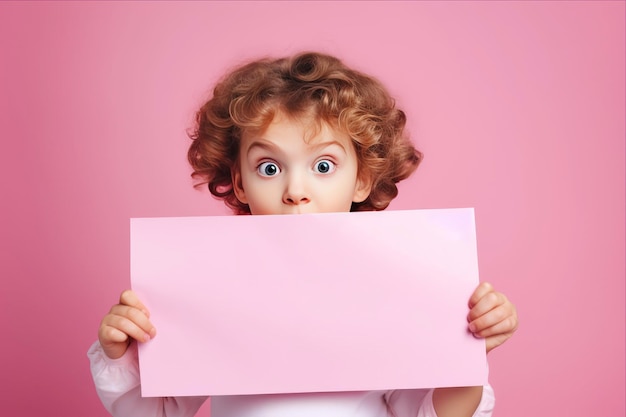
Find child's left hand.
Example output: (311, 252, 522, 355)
(467, 282, 518, 353)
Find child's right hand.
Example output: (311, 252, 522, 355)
(98, 290, 156, 359)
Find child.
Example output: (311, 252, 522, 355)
(89, 52, 518, 417)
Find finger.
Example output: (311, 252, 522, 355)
(119, 289, 150, 318)
(108, 304, 156, 337)
(468, 282, 494, 308)
(98, 327, 133, 360)
(485, 332, 515, 353)
(470, 312, 518, 338)
(101, 312, 155, 343)
(99, 324, 132, 345)
(468, 303, 512, 333)
(467, 290, 506, 322)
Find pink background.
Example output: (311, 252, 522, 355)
(1, 1, 623, 416)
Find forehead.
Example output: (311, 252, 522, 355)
(241, 111, 351, 147)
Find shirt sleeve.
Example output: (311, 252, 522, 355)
(386, 385, 495, 417)
(87, 340, 207, 417)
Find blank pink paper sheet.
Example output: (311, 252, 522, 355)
(131, 208, 487, 397)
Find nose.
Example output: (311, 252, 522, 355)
(282, 172, 310, 206)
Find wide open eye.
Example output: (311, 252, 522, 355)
(257, 161, 281, 177)
(313, 159, 336, 174)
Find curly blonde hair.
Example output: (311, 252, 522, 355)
(188, 52, 422, 214)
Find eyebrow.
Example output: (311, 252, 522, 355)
(245, 139, 348, 157)
(246, 140, 278, 156)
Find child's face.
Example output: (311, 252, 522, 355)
(232, 112, 371, 215)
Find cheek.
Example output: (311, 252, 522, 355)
(322, 176, 359, 208)
(241, 171, 266, 194)
(244, 180, 278, 208)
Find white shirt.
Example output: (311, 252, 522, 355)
(88, 341, 495, 417)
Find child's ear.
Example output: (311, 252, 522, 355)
(231, 168, 248, 204)
(352, 172, 373, 203)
